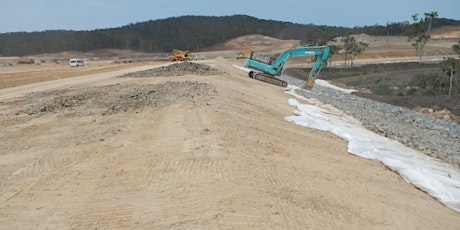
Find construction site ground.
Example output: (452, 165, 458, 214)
(1, 31, 460, 229)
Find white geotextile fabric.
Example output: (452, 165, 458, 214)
(285, 91, 460, 213)
(232, 64, 460, 212)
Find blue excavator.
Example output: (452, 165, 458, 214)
(244, 45, 330, 87)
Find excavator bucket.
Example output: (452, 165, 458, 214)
(305, 79, 315, 88)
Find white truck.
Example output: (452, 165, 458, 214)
(69, 58, 85, 67)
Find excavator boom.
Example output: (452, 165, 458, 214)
(244, 46, 330, 87)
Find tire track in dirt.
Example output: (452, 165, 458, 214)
(137, 104, 242, 227)
(67, 147, 147, 229)
(0, 115, 77, 208)
(69, 194, 139, 229)
(181, 108, 227, 159)
(66, 102, 235, 228)
(210, 94, 350, 228)
(2, 116, 116, 181)
(9, 152, 76, 180)
(0, 189, 20, 206)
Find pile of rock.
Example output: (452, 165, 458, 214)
(20, 81, 217, 116)
(122, 62, 224, 77)
(282, 75, 460, 168)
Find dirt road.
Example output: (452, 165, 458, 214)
(1, 58, 459, 229)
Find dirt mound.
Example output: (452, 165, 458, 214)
(201, 34, 299, 53)
(329, 26, 460, 59)
(17, 81, 216, 116)
(431, 26, 460, 39)
(31, 49, 151, 59)
(12, 62, 221, 116)
(122, 61, 224, 77)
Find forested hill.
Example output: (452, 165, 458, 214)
(0, 15, 459, 56)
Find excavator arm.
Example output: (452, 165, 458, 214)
(244, 45, 330, 87)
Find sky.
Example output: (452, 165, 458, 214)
(0, 0, 459, 33)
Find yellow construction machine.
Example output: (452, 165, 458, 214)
(236, 47, 254, 59)
(169, 49, 193, 62)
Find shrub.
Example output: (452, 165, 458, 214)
(373, 84, 393, 95)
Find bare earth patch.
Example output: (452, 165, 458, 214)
(1, 34, 460, 228)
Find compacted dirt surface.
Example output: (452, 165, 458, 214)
(1, 58, 460, 229)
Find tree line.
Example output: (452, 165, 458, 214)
(0, 15, 459, 56)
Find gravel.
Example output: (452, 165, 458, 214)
(281, 74, 460, 169)
(15, 62, 221, 117)
(122, 61, 224, 77)
(20, 81, 217, 116)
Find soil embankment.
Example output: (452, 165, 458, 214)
(1, 60, 459, 229)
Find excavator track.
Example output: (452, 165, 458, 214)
(248, 71, 288, 87)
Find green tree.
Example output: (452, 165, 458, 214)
(453, 40, 460, 56)
(440, 58, 459, 96)
(304, 25, 334, 46)
(341, 33, 368, 67)
(411, 72, 441, 95)
(407, 12, 438, 63)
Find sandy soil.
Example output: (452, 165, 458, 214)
(1, 56, 459, 229)
(0, 61, 153, 90)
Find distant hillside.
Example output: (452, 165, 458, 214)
(0, 15, 459, 56)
